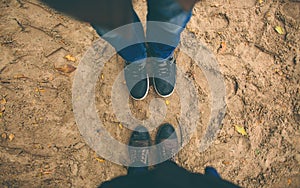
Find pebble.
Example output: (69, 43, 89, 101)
(295, 154, 300, 165)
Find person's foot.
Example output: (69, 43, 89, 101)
(155, 123, 179, 162)
(124, 60, 149, 100)
(152, 56, 176, 98)
(128, 125, 151, 166)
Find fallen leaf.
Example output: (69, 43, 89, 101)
(217, 41, 227, 54)
(235, 125, 247, 136)
(287, 179, 292, 185)
(222, 161, 231, 165)
(165, 100, 170, 105)
(0, 98, 6, 113)
(14, 74, 28, 79)
(258, 0, 263, 4)
(8, 133, 15, 141)
(1, 133, 7, 139)
(101, 74, 104, 80)
(42, 171, 53, 175)
(255, 149, 260, 155)
(95, 157, 105, 163)
(64, 54, 76, 62)
(55, 64, 76, 73)
(35, 88, 46, 93)
(275, 26, 285, 35)
(0, 98, 6, 105)
(118, 123, 123, 129)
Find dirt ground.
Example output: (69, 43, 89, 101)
(0, 0, 299, 187)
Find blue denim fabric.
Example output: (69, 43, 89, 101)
(92, 0, 192, 62)
(127, 161, 149, 175)
(205, 167, 221, 179)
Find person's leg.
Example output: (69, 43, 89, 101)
(205, 166, 221, 179)
(146, 0, 193, 59)
(128, 162, 148, 175)
(92, 5, 149, 100)
(146, 0, 193, 98)
(91, 8, 147, 62)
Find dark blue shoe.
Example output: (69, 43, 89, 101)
(128, 126, 151, 167)
(124, 60, 149, 100)
(153, 56, 176, 98)
(155, 123, 179, 162)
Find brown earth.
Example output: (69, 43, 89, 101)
(0, 0, 300, 187)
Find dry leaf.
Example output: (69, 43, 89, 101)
(8, 133, 15, 141)
(287, 179, 292, 185)
(222, 161, 231, 165)
(35, 88, 46, 93)
(235, 125, 247, 136)
(118, 123, 123, 129)
(218, 41, 227, 54)
(14, 74, 28, 79)
(42, 171, 53, 175)
(275, 26, 285, 35)
(64, 54, 76, 62)
(258, 0, 263, 4)
(101, 74, 104, 80)
(165, 100, 170, 105)
(0, 98, 6, 105)
(0, 98, 6, 114)
(55, 64, 76, 73)
(1, 133, 7, 139)
(95, 157, 105, 163)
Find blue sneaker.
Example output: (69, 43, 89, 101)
(155, 123, 179, 162)
(128, 125, 151, 167)
(124, 60, 149, 100)
(152, 56, 176, 98)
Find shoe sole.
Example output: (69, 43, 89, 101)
(130, 75, 150, 101)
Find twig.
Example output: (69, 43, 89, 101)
(13, 18, 26, 31)
(0, 36, 14, 45)
(26, 24, 52, 37)
(0, 65, 8, 74)
(219, 13, 230, 28)
(254, 44, 279, 57)
(52, 23, 66, 29)
(10, 54, 28, 64)
(45, 46, 68, 58)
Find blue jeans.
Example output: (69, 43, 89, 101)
(92, 0, 192, 62)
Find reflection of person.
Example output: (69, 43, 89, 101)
(98, 123, 240, 188)
(40, 0, 199, 100)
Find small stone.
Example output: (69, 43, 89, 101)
(70, 163, 78, 176)
(8, 134, 15, 141)
(1, 132, 7, 139)
(295, 154, 300, 165)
